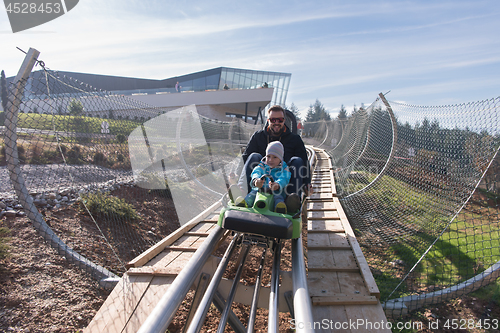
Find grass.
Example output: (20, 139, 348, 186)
(348, 173, 500, 302)
(469, 278, 500, 304)
(79, 191, 140, 222)
(17, 113, 139, 137)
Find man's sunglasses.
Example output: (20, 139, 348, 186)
(268, 117, 285, 123)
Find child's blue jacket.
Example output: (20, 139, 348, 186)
(250, 160, 291, 192)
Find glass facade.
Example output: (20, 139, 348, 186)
(172, 67, 291, 107)
(18, 67, 291, 112)
(218, 68, 291, 107)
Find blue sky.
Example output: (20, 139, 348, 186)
(1, 0, 500, 118)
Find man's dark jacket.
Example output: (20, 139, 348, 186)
(242, 124, 311, 185)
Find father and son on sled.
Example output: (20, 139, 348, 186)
(227, 105, 313, 216)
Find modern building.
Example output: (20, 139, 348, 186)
(4, 67, 291, 123)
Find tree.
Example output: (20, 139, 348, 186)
(68, 98, 90, 142)
(305, 99, 331, 122)
(287, 103, 301, 122)
(68, 98, 84, 115)
(337, 105, 347, 120)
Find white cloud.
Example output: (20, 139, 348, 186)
(2, 0, 499, 112)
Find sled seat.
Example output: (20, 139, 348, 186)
(222, 210, 294, 239)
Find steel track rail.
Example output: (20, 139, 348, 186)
(136, 147, 317, 333)
(137, 226, 225, 333)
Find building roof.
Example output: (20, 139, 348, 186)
(2, 67, 291, 116)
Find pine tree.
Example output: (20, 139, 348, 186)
(338, 105, 347, 120)
(305, 99, 331, 122)
(287, 102, 301, 122)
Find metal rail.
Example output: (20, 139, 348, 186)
(268, 239, 282, 333)
(247, 247, 267, 332)
(184, 233, 242, 333)
(137, 226, 225, 333)
(292, 236, 315, 333)
(291, 146, 316, 333)
(137, 147, 317, 333)
(217, 243, 250, 333)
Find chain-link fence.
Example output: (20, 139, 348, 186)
(303, 94, 500, 316)
(2, 48, 500, 327)
(1, 49, 259, 288)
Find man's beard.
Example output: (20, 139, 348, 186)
(269, 124, 284, 136)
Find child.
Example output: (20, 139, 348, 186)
(232, 141, 291, 214)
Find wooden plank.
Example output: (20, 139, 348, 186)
(84, 274, 152, 333)
(357, 304, 392, 332)
(345, 304, 391, 332)
(205, 214, 220, 222)
(128, 267, 178, 277)
(189, 221, 216, 233)
(308, 249, 335, 270)
(309, 192, 334, 200)
(126, 200, 222, 268)
(313, 184, 333, 189)
(312, 295, 379, 305)
(307, 271, 342, 296)
(172, 235, 203, 248)
(188, 236, 208, 249)
(333, 198, 380, 298)
(308, 233, 350, 250)
(332, 250, 358, 271)
(307, 210, 340, 220)
(309, 180, 327, 187)
(307, 220, 344, 232)
(146, 250, 182, 268)
(308, 233, 336, 248)
(307, 148, 391, 332)
(163, 246, 198, 252)
(308, 249, 358, 272)
(122, 276, 176, 333)
(308, 245, 351, 250)
(127, 264, 199, 277)
(184, 232, 211, 237)
(312, 175, 330, 179)
(160, 251, 194, 274)
(308, 267, 359, 273)
(329, 232, 350, 248)
(312, 178, 331, 182)
(312, 174, 330, 179)
(307, 201, 337, 211)
(337, 272, 371, 296)
(311, 305, 352, 333)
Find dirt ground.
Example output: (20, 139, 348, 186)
(0, 185, 296, 333)
(0, 188, 498, 332)
(0, 213, 110, 333)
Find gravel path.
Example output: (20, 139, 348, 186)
(0, 164, 134, 197)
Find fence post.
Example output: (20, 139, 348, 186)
(4, 48, 119, 287)
(341, 93, 398, 201)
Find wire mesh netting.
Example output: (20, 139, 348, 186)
(302, 96, 500, 316)
(2, 49, 500, 330)
(1, 61, 259, 287)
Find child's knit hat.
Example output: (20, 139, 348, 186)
(266, 141, 284, 161)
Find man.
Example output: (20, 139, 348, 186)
(236, 105, 312, 212)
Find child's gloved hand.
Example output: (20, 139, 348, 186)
(269, 181, 280, 191)
(254, 178, 264, 188)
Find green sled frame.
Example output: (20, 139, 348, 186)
(218, 191, 302, 240)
